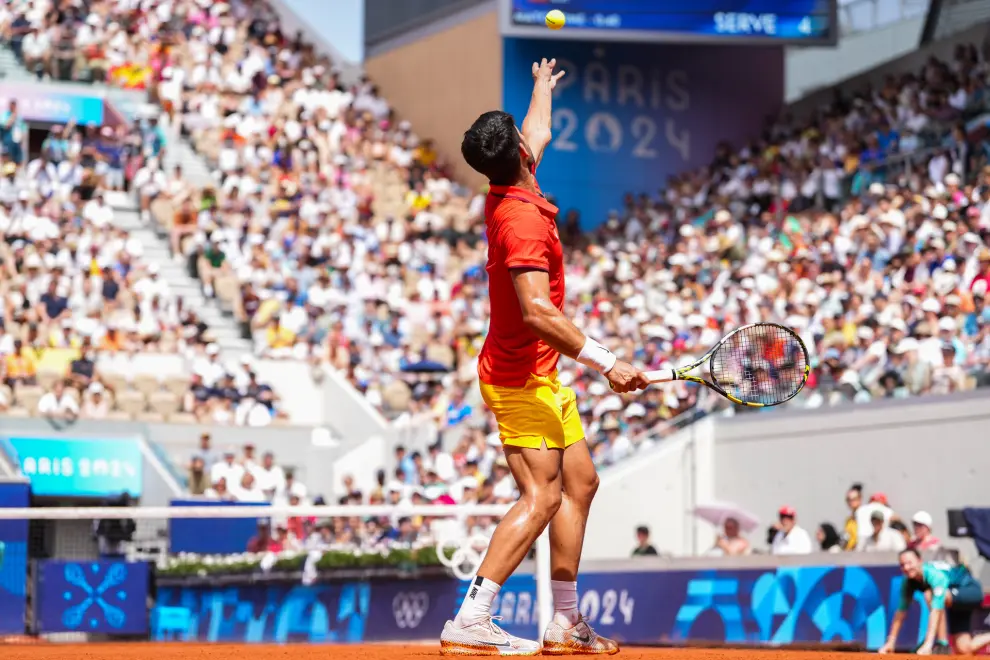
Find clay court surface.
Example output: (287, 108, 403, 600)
(0, 645, 890, 660)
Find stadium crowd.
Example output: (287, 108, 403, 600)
(0, 111, 285, 424)
(695, 483, 944, 559)
(186, 429, 509, 552)
(5, 0, 990, 552)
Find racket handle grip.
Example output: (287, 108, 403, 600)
(644, 369, 677, 384)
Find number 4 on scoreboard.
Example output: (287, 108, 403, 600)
(798, 16, 812, 35)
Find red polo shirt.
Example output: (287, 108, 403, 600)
(478, 182, 563, 387)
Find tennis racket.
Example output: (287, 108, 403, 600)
(644, 322, 810, 407)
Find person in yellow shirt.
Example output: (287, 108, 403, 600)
(265, 316, 296, 352)
(843, 483, 863, 551)
(415, 139, 438, 168)
(4, 340, 38, 386)
(404, 182, 432, 212)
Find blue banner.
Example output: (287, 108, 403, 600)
(0, 83, 105, 125)
(502, 38, 783, 228)
(0, 481, 29, 635)
(489, 565, 927, 649)
(155, 578, 460, 642)
(35, 560, 149, 634)
(2, 436, 142, 499)
(153, 563, 929, 647)
(168, 500, 266, 555)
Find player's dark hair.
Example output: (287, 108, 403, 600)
(900, 547, 922, 560)
(461, 111, 523, 185)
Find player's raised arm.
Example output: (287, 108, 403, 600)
(510, 268, 647, 393)
(521, 58, 565, 170)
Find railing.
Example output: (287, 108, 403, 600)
(838, 0, 930, 36)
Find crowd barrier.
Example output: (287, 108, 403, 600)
(150, 556, 952, 648)
(0, 481, 986, 647)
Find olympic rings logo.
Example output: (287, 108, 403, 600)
(435, 531, 493, 581)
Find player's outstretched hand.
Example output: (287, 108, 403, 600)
(531, 58, 566, 89)
(606, 360, 650, 393)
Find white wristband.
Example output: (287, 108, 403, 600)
(576, 337, 617, 375)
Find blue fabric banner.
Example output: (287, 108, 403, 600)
(168, 500, 266, 554)
(0, 481, 29, 635)
(489, 565, 928, 649)
(155, 578, 461, 642)
(35, 560, 149, 635)
(154, 563, 929, 647)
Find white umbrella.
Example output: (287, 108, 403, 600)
(693, 502, 761, 533)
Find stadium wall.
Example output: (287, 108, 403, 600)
(589, 391, 990, 575)
(715, 390, 990, 583)
(364, 0, 491, 52)
(148, 553, 940, 647)
(586, 418, 718, 561)
(274, 0, 364, 63)
(364, 4, 502, 189)
(267, 0, 363, 83)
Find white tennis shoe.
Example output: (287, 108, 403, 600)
(542, 616, 620, 655)
(440, 616, 542, 656)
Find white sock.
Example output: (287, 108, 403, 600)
(455, 576, 501, 626)
(551, 580, 580, 627)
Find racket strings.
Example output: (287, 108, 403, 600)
(709, 325, 808, 405)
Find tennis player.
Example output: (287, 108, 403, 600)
(880, 548, 990, 655)
(439, 58, 650, 656)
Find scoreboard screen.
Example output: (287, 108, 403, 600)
(502, 0, 838, 45)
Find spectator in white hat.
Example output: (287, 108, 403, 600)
(80, 382, 111, 419)
(910, 511, 942, 552)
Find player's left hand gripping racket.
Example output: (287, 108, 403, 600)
(645, 322, 810, 407)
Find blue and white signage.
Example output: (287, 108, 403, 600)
(36, 560, 149, 634)
(1, 437, 142, 499)
(502, 38, 783, 227)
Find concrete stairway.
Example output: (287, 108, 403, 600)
(0, 44, 36, 82)
(160, 121, 214, 188)
(108, 196, 252, 356)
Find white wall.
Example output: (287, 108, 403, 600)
(714, 391, 990, 582)
(584, 418, 716, 560)
(277, 0, 365, 63)
(332, 434, 386, 499)
(786, 16, 925, 102)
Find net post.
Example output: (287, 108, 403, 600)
(535, 527, 552, 636)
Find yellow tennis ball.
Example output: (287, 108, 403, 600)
(545, 9, 565, 30)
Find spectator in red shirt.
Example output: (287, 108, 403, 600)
(286, 493, 313, 540)
(246, 520, 272, 553)
(910, 511, 942, 551)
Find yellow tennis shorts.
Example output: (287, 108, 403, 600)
(479, 372, 585, 450)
